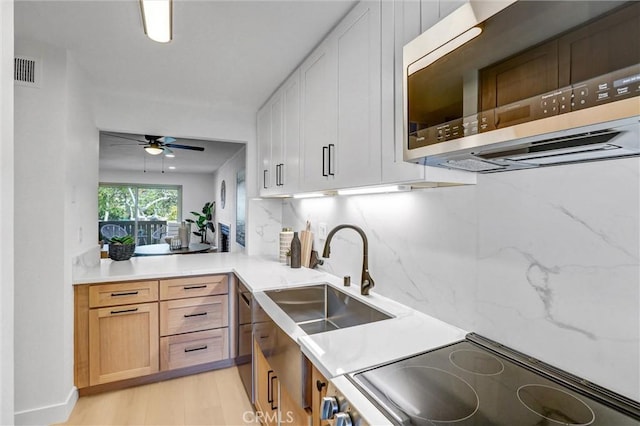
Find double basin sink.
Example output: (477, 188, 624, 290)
(264, 283, 393, 335)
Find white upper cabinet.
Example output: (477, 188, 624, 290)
(257, 103, 272, 194)
(258, 70, 301, 196)
(257, 0, 475, 197)
(300, 1, 382, 191)
(300, 39, 338, 191)
(281, 71, 301, 193)
(332, 0, 382, 188)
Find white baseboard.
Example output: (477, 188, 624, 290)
(14, 386, 78, 425)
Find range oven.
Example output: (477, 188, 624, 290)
(322, 333, 640, 425)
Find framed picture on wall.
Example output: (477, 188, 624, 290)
(236, 169, 245, 247)
(220, 180, 226, 209)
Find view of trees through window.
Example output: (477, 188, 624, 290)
(99, 185, 180, 221)
(98, 184, 181, 245)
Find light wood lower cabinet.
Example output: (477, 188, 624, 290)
(254, 339, 311, 426)
(89, 302, 159, 385)
(254, 340, 278, 426)
(75, 274, 232, 392)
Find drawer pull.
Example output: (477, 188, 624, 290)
(110, 308, 139, 315)
(111, 291, 139, 297)
(184, 345, 208, 353)
(183, 285, 207, 290)
(183, 312, 208, 318)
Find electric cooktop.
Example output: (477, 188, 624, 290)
(349, 334, 640, 425)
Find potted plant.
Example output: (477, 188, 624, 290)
(186, 201, 216, 244)
(108, 234, 136, 261)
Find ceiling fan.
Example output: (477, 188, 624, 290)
(106, 133, 205, 155)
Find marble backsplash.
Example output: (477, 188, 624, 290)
(263, 157, 640, 400)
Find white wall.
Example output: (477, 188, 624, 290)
(0, 1, 15, 424)
(212, 146, 247, 252)
(277, 156, 640, 400)
(14, 38, 98, 424)
(99, 169, 215, 231)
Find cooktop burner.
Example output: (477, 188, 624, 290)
(349, 335, 640, 425)
(449, 349, 504, 376)
(382, 366, 478, 423)
(517, 384, 595, 425)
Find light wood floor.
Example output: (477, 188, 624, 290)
(58, 367, 259, 426)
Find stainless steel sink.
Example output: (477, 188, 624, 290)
(264, 284, 392, 335)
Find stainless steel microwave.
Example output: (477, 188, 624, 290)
(403, 1, 640, 173)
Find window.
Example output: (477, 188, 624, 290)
(98, 183, 181, 245)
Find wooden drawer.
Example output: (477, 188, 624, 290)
(160, 295, 228, 336)
(160, 275, 228, 300)
(160, 328, 229, 371)
(89, 281, 159, 308)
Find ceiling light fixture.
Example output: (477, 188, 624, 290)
(144, 143, 164, 155)
(168, 166, 176, 170)
(140, 0, 173, 43)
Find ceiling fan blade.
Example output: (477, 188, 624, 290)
(161, 137, 176, 143)
(103, 132, 145, 143)
(165, 143, 205, 151)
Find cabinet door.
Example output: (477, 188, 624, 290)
(300, 39, 338, 191)
(89, 302, 159, 385)
(382, 0, 427, 183)
(257, 103, 273, 195)
(281, 70, 301, 193)
(421, 0, 439, 32)
(333, 0, 382, 188)
(270, 92, 284, 192)
(254, 340, 278, 426)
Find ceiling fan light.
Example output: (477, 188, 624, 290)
(144, 146, 164, 155)
(140, 0, 172, 43)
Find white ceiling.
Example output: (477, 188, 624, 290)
(99, 131, 244, 174)
(15, 0, 357, 173)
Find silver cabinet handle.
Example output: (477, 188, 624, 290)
(328, 143, 335, 176)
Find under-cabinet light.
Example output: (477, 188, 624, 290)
(168, 166, 176, 170)
(140, 0, 172, 43)
(293, 192, 327, 199)
(337, 185, 411, 196)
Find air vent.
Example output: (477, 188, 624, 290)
(14, 56, 41, 87)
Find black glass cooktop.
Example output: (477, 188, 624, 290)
(349, 335, 640, 425)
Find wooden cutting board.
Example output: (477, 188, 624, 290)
(300, 221, 313, 268)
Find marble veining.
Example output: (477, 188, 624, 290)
(269, 157, 640, 400)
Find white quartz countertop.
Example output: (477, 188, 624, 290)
(73, 250, 466, 382)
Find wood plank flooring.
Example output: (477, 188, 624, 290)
(58, 367, 259, 426)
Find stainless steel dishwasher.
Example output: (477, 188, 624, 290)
(236, 281, 253, 400)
